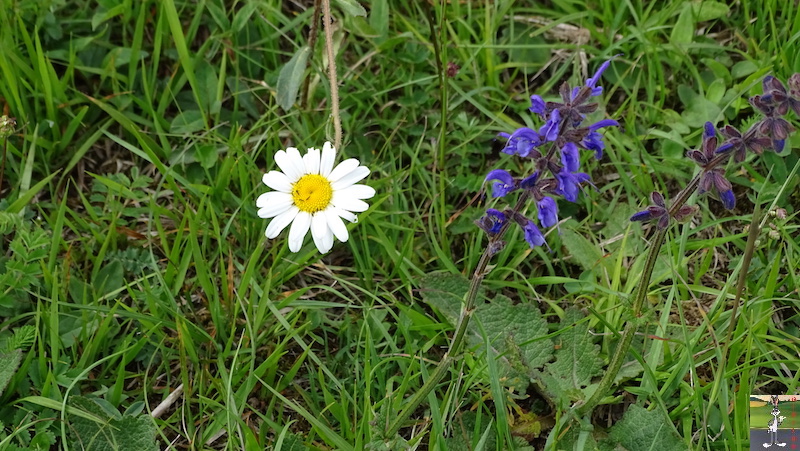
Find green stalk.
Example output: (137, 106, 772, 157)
(385, 192, 530, 437)
(577, 153, 729, 416)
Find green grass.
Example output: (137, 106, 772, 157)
(1, 0, 799, 449)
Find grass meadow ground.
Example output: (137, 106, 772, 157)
(0, 0, 799, 449)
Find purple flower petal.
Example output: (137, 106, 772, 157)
(703, 122, 716, 139)
(485, 169, 516, 197)
(720, 190, 736, 210)
(529, 95, 547, 116)
(522, 220, 546, 248)
(560, 142, 580, 173)
(537, 196, 558, 228)
(630, 210, 654, 222)
(539, 109, 561, 142)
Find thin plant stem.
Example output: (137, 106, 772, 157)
(320, 0, 342, 150)
(0, 135, 7, 192)
(385, 191, 531, 437)
(299, 0, 322, 110)
(577, 152, 730, 416)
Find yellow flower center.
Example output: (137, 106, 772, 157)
(291, 174, 333, 213)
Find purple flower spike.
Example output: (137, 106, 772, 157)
(537, 196, 558, 228)
(521, 220, 546, 248)
(485, 169, 517, 197)
(529, 95, 547, 116)
(539, 109, 561, 142)
(561, 142, 580, 172)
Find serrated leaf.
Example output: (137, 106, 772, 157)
(608, 404, 685, 451)
(277, 46, 310, 112)
(420, 273, 552, 392)
(0, 350, 22, 397)
(561, 227, 611, 274)
(334, 0, 366, 17)
(473, 295, 553, 391)
(69, 396, 158, 451)
(419, 273, 471, 324)
(537, 308, 603, 406)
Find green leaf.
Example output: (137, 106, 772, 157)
(561, 226, 612, 275)
(419, 273, 471, 324)
(537, 308, 603, 407)
(608, 404, 685, 451)
(94, 260, 124, 297)
(706, 78, 726, 104)
(0, 350, 22, 397)
(369, 0, 388, 40)
(277, 46, 311, 112)
(169, 110, 205, 134)
(68, 396, 158, 451)
(196, 60, 220, 115)
(691, 1, 730, 21)
(420, 273, 553, 392)
(231, 1, 257, 32)
(194, 143, 219, 169)
(334, 0, 367, 17)
(473, 295, 553, 392)
(670, 4, 694, 45)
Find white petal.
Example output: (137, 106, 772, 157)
(288, 211, 312, 252)
(329, 206, 357, 223)
(335, 184, 376, 200)
(303, 147, 321, 174)
(256, 191, 292, 208)
(311, 212, 334, 253)
(320, 141, 336, 177)
(265, 206, 299, 239)
(325, 209, 349, 242)
(331, 166, 370, 189)
(327, 158, 360, 183)
(262, 171, 292, 192)
(274, 149, 302, 182)
(331, 194, 370, 213)
(257, 193, 293, 218)
(286, 147, 307, 177)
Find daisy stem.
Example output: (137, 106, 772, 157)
(386, 191, 531, 437)
(320, 0, 342, 150)
(576, 152, 731, 416)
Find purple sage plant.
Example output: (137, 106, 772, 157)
(477, 57, 620, 252)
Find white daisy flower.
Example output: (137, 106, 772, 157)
(256, 142, 375, 253)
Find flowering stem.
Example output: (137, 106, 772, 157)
(577, 153, 729, 416)
(386, 191, 530, 437)
(320, 0, 342, 150)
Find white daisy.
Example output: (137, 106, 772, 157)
(256, 142, 375, 253)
